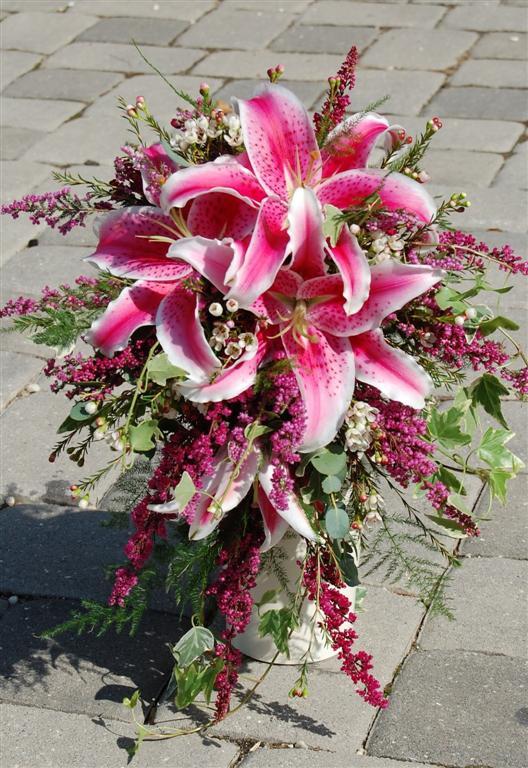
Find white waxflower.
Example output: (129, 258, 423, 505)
(225, 341, 242, 359)
(238, 332, 257, 352)
(388, 236, 404, 252)
(226, 298, 239, 312)
(208, 302, 223, 317)
(372, 236, 388, 253)
(344, 401, 379, 454)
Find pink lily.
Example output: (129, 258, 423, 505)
(160, 85, 437, 309)
(85, 206, 264, 402)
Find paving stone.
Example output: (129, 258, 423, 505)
(419, 557, 527, 657)
(0, 598, 182, 721)
(84, 74, 224, 127)
(0, 50, 41, 90)
(0, 504, 128, 601)
(22, 115, 127, 166)
(44, 42, 205, 75)
(361, 29, 477, 71)
(71, 0, 215, 22)
(367, 650, 528, 767)
(443, 4, 528, 32)
(300, 1, 446, 28)
(389, 114, 524, 153)
(0, 160, 54, 202)
(427, 86, 528, 122)
(464, 481, 528, 560)
(0, 378, 117, 506)
(493, 142, 528, 189)
(223, 0, 312, 10)
(451, 59, 527, 89)
(349, 69, 444, 116)
(428, 183, 528, 233)
(192, 50, 345, 82)
(473, 31, 528, 59)
(1, 125, 45, 161)
(0, 216, 47, 267)
(77, 15, 189, 45)
(155, 587, 424, 753)
(424, 149, 503, 188)
(0, 97, 83, 132)
(244, 749, 433, 768)
(0, 351, 43, 411)
(177, 6, 293, 51)
(0, 11, 98, 55)
(4, 68, 124, 102)
(1, 0, 72, 9)
(213, 79, 325, 110)
(2, 703, 239, 768)
(0, 245, 95, 301)
(271, 24, 377, 54)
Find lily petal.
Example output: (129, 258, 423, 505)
(88, 281, 173, 356)
(326, 226, 371, 315)
(160, 155, 265, 212)
(258, 460, 318, 541)
(167, 236, 235, 292)
(323, 112, 390, 175)
(187, 192, 258, 240)
(317, 168, 437, 225)
(282, 326, 356, 452)
(226, 197, 289, 308)
(250, 268, 302, 323)
(350, 329, 432, 408)
(86, 207, 191, 281)
(156, 284, 219, 380)
(237, 84, 321, 198)
(257, 483, 290, 552)
(287, 186, 326, 278)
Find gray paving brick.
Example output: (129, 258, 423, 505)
(2, 703, 239, 768)
(77, 15, 189, 45)
(0, 378, 117, 506)
(0, 351, 43, 411)
(349, 69, 444, 116)
(367, 650, 528, 767)
(4, 68, 123, 102)
(0, 126, 45, 160)
(0, 11, 98, 55)
(472, 31, 527, 59)
(223, 0, 312, 9)
(427, 86, 528, 122)
(192, 50, 345, 81)
(177, 6, 293, 51)
(271, 24, 377, 54)
(0, 598, 181, 721)
(451, 59, 527, 89)
(493, 142, 528, 189)
(0, 216, 47, 267)
(424, 149, 503, 187)
(443, 4, 528, 32)
(419, 557, 527, 657)
(84, 74, 224, 127)
(388, 114, 524, 153)
(43, 42, 205, 75)
(0, 0, 71, 9)
(22, 115, 127, 166)
(0, 160, 54, 202)
(0, 50, 41, 90)
(213, 78, 325, 110)
(301, 1, 446, 28)
(70, 0, 215, 22)
(246, 751, 434, 768)
(428, 183, 528, 233)
(0, 97, 83, 132)
(464, 480, 528, 560)
(1, 245, 95, 301)
(361, 29, 477, 71)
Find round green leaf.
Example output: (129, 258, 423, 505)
(325, 507, 350, 540)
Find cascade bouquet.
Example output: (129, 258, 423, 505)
(3, 48, 527, 744)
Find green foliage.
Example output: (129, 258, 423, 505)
(165, 534, 221, 620)
(172, 626, 215, 668)
(128, 419, 161, 452)
(427, 407, 471, 450)
(325, 506, 350, 539)
(172, 657, 224, 709)
(311, 445, 347, 475)
(258, 607, 298, 656)
(469, 374, 510, 429)
(146, 352, 186, 385)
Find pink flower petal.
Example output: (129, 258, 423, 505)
(226, 197, 289, 308)
(141, 143, 179, 205)
(317, 168, 437, 224)
(86, 207, 191, 281)
(167, 236, 235, 292)
(309, 261, 443, 337)
(237, 84, 321, 198)
(160, 156, 265, 211)
(187, 192, 258, 240)
(88, 281, 173, 356)
(258, 460, 318, 541)
(287, 186, 326, 278)
(156, 284, 219, 381)
(350, 329, 432, 408)
(326, 226, 371, 315)
(323, 112, 390, 175)
(282, 326, 356, 452)
(250, 268, 302, 323)
(257, 483, 290, 552)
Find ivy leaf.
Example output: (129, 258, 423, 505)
(425, 515, 468, 538)
(338, 550, 360, 587)
(259, 608, 296, 656)
(325, 506, 350, 540)
(147, 352, 186, 385)
(434, 286, 466, 314)
(322, 204, 344, 247)
(436, 466, 466, 495)
(478, 428, 524, 473)
(478, 315, 519, 338)
(164, 471, 196, 512)
(488, 469, 514, 504)
(172, 626, 215, 668)
(311, 445, 347, 476)
(427, 407, 471, 449)
(129, 419, 159, 452)
(122, 689, 140, 709)
(244, 422, 272, 440)
(322, 475, 342, 493)
(470, 373, 509, 428)
(447, 493, 472, 516)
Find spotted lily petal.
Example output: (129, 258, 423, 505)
(249, 268, 301, 323)
(258, 460, 318, 541)
(167, 236, 235, 293)
(187, 192, 258, 240)
(257, 483, 290, 552)
(287, 186, 326, 278)
(323, 112, 391, 175)
(326, 226, 371, 315)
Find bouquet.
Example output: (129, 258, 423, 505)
(3, 47, 527, 749)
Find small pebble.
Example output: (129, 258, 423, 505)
(5, 496, 16, 507)
(26, 383, 41, 393)
(295, 741, 308, 749)
(8, 595, 18, 606)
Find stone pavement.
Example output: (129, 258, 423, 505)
(0, 0, 527, 766)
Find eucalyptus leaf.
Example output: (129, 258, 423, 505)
(322, 475, 342, 493)
(325, 506, 350, 540)
(311, 446, 347, 476)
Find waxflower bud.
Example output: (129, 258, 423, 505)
(84, 401, 98, 415)
(199, 82, 210, 95)
(78, 496, 90, 509)
(208, 302, 223, 317)
(465, 307, 477, 320)
(454, 315, 466, 327)
(226, 298, 239, 312)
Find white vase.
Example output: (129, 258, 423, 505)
(233, 533, 358, 665)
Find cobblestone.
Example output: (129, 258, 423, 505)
(427, 86, 528, 122)
(22, 115, 129, 165)
(388, 114, 524, 153)
(177, 5, 294, 50)
(0, 126, 45, 160)
(464, 480, 528, 560)
(0, 97, 83, 132)
(0, 160, 53, 202)
(351, 69, 445, 115)
(0, 351, 43, 412)
(70, 0, 215, 23)
(451, 58, 527, 88)
(4, 67, 123, 102)
(361, 29, 477, 71)
(43, 42, 205, 74)
(0, 11, 98, 55)
(77, 16, 189, 45)
(271, 24, 378, 54)
(443, 4, 528, 32)
(0, 50, 41, 90)
(472, 31, 527, 59)
(0, 245, 94, 300)
(424, 149, 503, 188)
(213, 78, 325, 109)
(493, 141, 528, 189)
(301, 1, 446, 28)
(192, 50, 345, 81)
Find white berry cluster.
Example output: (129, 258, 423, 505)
(208, 299, 257, 360)
(344, 401, 379, 454)
(171, 113, 243, 154)
(369, 231, 405, 263)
